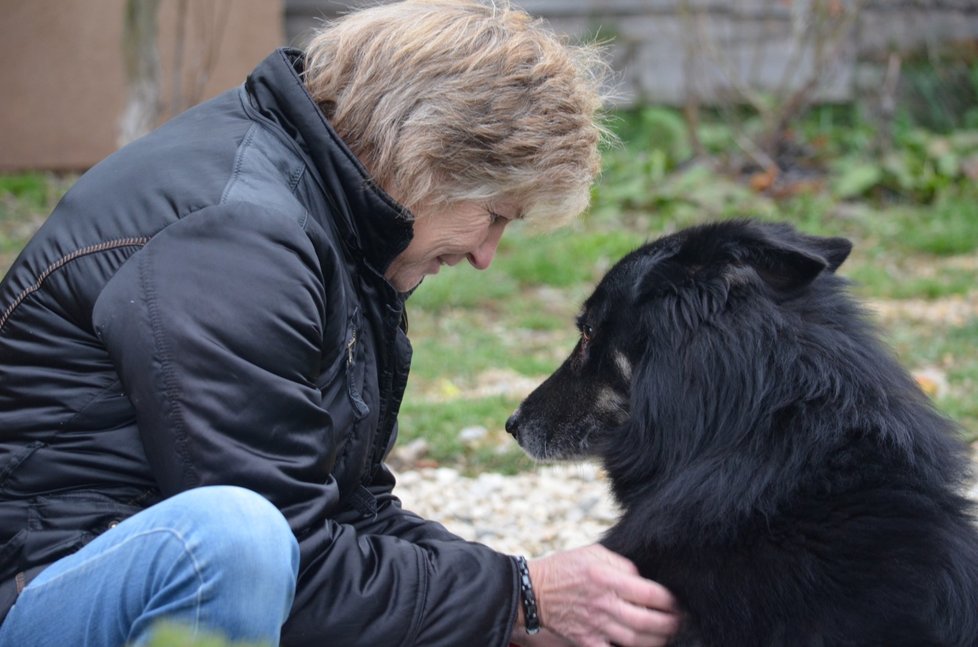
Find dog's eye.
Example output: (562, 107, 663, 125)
(581, 324, 594, 345)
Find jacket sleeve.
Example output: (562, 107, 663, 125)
(91, 204, 519, 647)
(366, 452, 481, 545)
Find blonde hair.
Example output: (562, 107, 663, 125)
(302, 0, 610, 225)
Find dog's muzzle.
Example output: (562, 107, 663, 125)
(504, 408, 522, 440)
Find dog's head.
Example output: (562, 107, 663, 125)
(506, 220, 852, 466)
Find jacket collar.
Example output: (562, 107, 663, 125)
(244, 48, 413, 276)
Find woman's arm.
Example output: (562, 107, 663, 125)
(92, 203, 521, 646)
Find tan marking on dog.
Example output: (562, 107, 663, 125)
(596, 386, 628, 416)
(613, 350, 632, 382)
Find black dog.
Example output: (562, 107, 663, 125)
(506, 220, 978, 646)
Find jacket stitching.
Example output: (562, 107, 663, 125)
(62, 379, 125, 433)
(0, 237, 150, 333)
(138, 246, 198, 487)
(288, 165, 305, 192)
(235, 88, 323, 239)
(403, 547, 429, 647)
(219, 123, 259, 206)
(0, 442, 45, 491)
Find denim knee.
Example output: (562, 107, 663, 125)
(169, 486, 300, 608)
(0, 486, 300, 647)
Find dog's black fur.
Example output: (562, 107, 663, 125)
(507, 220, 978, 646)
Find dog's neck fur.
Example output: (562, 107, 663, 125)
(600, 278, 968, 548)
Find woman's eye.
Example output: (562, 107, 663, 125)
(488, 210, 503, 225)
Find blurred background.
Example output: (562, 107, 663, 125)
(1, 0, 976, 474)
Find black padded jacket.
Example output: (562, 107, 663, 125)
(0, 48, 519, 646)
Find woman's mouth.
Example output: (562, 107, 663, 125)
(439, 255, 463, 267)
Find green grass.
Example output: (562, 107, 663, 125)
(397, 395, 536, 474)
(496, 227, 645, 287)
(0, 172, 50, 208)
(901, 191, 978, 256)
(407, 305, 576, 391)
(848, 263, 977, 300)
(0, 172, 74, 261)
(146, 622, 269, 647)
(408, 260, 520, 310)
(883, 318, 978, 436)
(2, 111, 976, 474)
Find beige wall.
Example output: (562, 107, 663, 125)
(0, 0, 284, 172)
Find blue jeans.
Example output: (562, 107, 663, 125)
(0, 486, 299, 647)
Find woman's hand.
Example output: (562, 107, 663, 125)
(511, 544, 680, 647)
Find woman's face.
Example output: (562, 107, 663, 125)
(384, 201, 518, 292)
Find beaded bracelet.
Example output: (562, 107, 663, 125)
(514, 555, 541, 634)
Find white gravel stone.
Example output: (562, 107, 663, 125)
(458, 426, 489, 443)
(393, 462, 620, 557)
(393, 458, 978, 558)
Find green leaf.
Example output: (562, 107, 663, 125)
(832, 162, 883, 199)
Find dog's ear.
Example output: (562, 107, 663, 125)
(629, 238, 686, 303)
(738, 224, 852, 292)
(741, 242, 827, 292)
(807, 234, 852, 272)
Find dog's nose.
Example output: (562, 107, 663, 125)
(505, 409, 521, 438)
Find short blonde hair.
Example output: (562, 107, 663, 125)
(303, 0, 609, 225)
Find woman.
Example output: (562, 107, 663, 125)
(0, 1, 679, 645)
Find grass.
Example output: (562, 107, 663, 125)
(146, 622, 269, 647)
(2, 111, 976, 475)
(397, 395, 537, 474)
(0, 172, 75, 267)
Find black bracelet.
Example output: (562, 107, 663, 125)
(514, 555, 541, 635)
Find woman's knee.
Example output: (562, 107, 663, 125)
(167, 486, 299, 593)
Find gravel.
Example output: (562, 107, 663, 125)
(392, 456, 978, 558)
(393, 463, 620, 557)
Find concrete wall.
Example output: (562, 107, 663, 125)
(0, 0, 284, 172)
(285, 0, 978, 106)
(4, 1, 974, 171)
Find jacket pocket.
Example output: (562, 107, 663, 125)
(24, 490, 148, 564)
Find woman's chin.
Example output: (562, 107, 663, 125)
(387, 259, 448, 292)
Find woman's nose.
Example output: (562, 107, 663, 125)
(467, 226, 505, 270)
